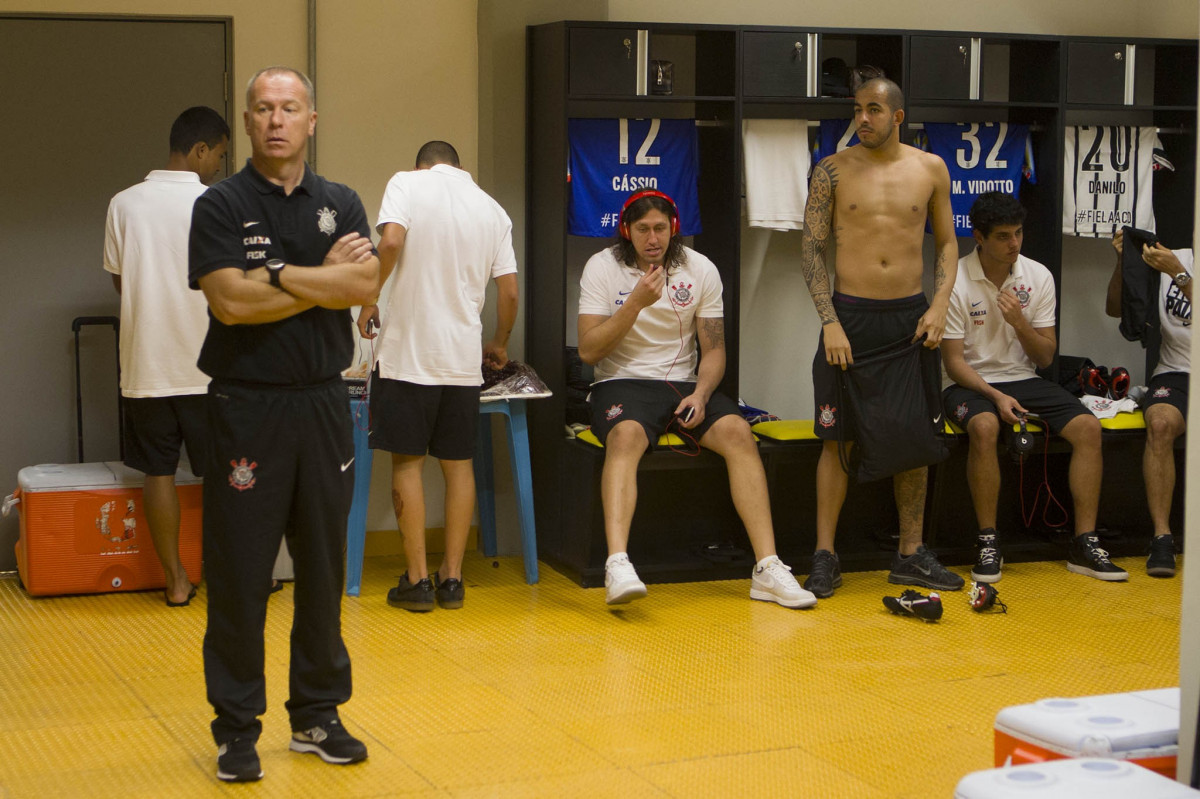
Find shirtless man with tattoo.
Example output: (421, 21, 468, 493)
(578, 190, 815, 609)
(799, 77, 964, 598)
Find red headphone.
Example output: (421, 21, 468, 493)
(618, 189, 680, 239)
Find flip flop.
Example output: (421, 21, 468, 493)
(166, 585, 198, 607)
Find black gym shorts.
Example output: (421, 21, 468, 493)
(369, 374, 480, 460)
(588, 378, 740, 449)
(943, 377, 1091, 434)
(812, 292, 929, 441)
(1144, 371, 1190, 419)
(123, 394, 209, 477)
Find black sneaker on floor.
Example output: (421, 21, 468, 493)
(387, 574, 434, 611)
(888, 545, 965, 591)
(1146, 534, 1177, 578)
(1067, 533, 1129, 581)
(882, 589, 943, 621)
(803, 549, 842, 598)
(290, 719, 368, 765)
(217, 738, 262, 782)
(971, 529, 1002, 584)
(436, 575, 465, 609)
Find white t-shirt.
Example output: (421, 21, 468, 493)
(1154, 248, 1193, 377)
(943, 250, 1057, 387)
(375, 164, 518, 386)
(578, 245, 723, 383)
(103, 170, 211, 397)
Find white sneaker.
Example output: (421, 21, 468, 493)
(605, 554, 647, 605)
(751, 556, 817, 608)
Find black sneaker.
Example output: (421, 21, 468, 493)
(971, 528, 1002, 584)
(435, 575, 465, 609)
(289, 719, 368, 765)
(387, 573, 434, 611)
(216, 738, 262, 782)
(1067, 533, 1129, 581)
(1146, 534, 1177, 578)
(803, 549, 842, 598)
(888, 545, 965, 591)
(882, 589, 943, 621)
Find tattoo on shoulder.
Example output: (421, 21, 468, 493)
(700, 317, 725, 350)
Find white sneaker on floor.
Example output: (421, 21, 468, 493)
(751, 556, 817, 608)
(605, 554, 647, 605)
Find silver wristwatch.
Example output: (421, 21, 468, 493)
(265, 258, 286, 288)
(1173, 270, 1192, 289)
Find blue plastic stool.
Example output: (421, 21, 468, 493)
(475, 398, 539, 583)
(345, 398, 373, 596)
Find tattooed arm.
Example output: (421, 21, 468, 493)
(802, 158, 853, 369)
(915, 154, 957, 348)
(674, 316, 726, 429)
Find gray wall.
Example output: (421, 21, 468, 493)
(0, 16, 228, 571)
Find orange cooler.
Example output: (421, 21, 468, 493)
(5, 462, 202, 596)
(993, 688, 1179, 779)
(956, 758, 1200, 798)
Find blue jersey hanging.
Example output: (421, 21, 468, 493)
(923, 122, 1036, 236)
(568, 118, 701, 238)
(812, 119, 859, 165)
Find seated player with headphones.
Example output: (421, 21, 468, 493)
(1105, 229, 1192, 577)
(576, 189, 816, 609)
(941, 192, 1121, 583)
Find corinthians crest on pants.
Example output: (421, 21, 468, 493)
(229, 458, 257, 491)
(818, 404, 837, 428)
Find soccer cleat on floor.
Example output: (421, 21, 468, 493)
(216, 738, 262, 782)
(1146, 534, 1177, 578)
(1067, 533, 1128, 581)
(750, 555, 817, 608)
(888, 545, 965, 591)
(882, 589, 943, 622)
(290, 719, 368, 765)
(387, 573, 435, 611)
(604, 554, 647, 605)
(971, 529, 1002, 583)
(803, 549, 843, 598)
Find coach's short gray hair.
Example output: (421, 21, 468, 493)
(245, 66, 315, 110)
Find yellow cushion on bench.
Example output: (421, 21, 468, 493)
(751, 420, 818, 441)
(1100, 410, 1145, 430)
(576, 428, 685, 448)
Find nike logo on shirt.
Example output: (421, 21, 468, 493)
(243, 221, 260, 228)
(618, 290, 633, 296)
(971, 300, 983, 308)
(340, 458, 355, 472)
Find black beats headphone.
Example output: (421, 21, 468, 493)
(1009, 413, 1036, 460)
(618, 189, 680, 239)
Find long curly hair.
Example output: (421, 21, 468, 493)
(611, 194, 686, 273)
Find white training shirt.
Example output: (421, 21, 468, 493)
(375, 164, 518, 386)
(943, 249, 1057, 387)
(1154, 248, 1194, 377)
(578, 245, 723, 383)
(103, 170, 211, 397)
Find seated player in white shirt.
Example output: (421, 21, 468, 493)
(941, 192, 1122, 583)
(1106, 230, 1193, 577)
(577, 190, 815, 609)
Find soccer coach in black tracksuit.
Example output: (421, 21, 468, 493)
(188, 66, 378, 782)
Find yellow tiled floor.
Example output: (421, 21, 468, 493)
(0, 551, 1181, 798)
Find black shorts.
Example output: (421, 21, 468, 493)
(812, 293, 928, 441)
(943, 377, 1091, 434)
(369, 374, 480, 460)
(123, 394, 209, 477)
(1144, 371, 1189, 419)
(588, 379, 740, 449)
